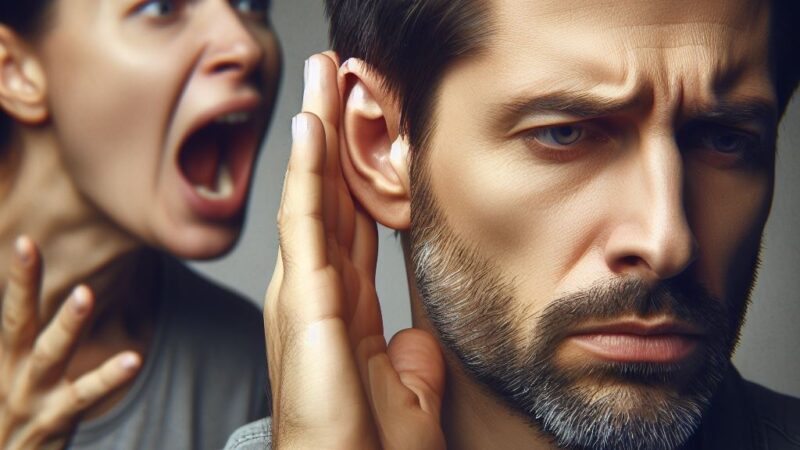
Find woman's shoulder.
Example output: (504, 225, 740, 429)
(160, 256, 261, 316)
(157, 255, 265, 349)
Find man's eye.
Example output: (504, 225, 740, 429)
(532, 125, 586, 147)
(703, 129, 758, 155)
(134, 0, 177, 17)
(679, 123, 766, 168)
(231, 0, 269, 16)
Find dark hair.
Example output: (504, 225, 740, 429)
(770, 0, 800, 116)
(0, 0, 54, 146)
(325, 0, 492, 152)
(1, 0, 53, 35)
(326, 0, 799, 150)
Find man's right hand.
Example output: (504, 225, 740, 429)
(0, 236, 141, 450)
(266, 53, 447, 450)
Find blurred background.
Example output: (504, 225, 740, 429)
(192, 0, 800, 398)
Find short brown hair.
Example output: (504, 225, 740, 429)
(325, 0, 799, 148)
(325, 0, 492, 151)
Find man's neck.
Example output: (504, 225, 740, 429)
(400, 235, 555, 449)
(441, 368, 560, 450)
(407, 296, 558, 449)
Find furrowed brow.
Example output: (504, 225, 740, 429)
(491, 91, 637, 128)
(691, 98, 777, 127)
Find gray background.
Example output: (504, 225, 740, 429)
(192, 0, 800, 398)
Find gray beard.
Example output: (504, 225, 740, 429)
(408, 179, 751, 450)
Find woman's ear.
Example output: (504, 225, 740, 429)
(0, 26, 48, 124)
(338, 59, 411, 230)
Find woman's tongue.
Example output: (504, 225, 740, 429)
(180, 128, 234, 200)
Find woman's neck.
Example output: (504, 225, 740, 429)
(0, 125, 152, 333)
(0, 126, 163, 420)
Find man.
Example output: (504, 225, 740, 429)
(227, 0, 799, 449)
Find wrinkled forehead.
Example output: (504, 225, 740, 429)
(475, 0, 774, 111)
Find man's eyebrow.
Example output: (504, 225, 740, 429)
(490, 93, 778, 130)
(690, 99, 777, 126)
(490, 91, 638, 127)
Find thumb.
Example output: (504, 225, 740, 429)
(386, 328, 445, 418)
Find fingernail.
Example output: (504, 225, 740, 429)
(120, 353, 141, 371)
(303, 58, 309, 85)
(308, 56, 321, 88)
(14, 236, 32, 265)
(71, 285, 91, 315)
(292, 114, 309, 140)
(303, 56, 321, 103)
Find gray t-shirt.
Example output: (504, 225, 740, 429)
(68, 257, 269, 450)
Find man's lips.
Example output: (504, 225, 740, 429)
(566, 320, 704, 364)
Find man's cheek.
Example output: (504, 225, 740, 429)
(432, 167, 574, 252)
(685, 167, 772, 299)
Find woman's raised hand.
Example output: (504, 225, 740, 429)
(0, 237, 141, 450)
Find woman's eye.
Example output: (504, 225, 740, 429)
(135, 0, 177, 17)
(532, 125, 586, 147)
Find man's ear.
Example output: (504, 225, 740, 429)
(0, 26, 48, 124)
(338, 59, 411, 230)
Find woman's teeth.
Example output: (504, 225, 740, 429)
(195, 160, 234, 200)
(184, 111, 254, 201)
(214, 111, 252, 125)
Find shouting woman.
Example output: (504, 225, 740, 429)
(0, 1, 280, 448)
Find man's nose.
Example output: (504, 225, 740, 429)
(196, 2, 264, 79)
(603, 135, 698, 281)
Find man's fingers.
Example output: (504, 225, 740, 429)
(2, 236, 42, 349)
(278, 113, 330, 273)
(386, 329, 446, 417)
(264, 253, 284, 418)
(28, 286, 93, 384)
(320, 50, 341, 69)
(66, 352, 141, 413)
(354, 334, 388, 408)
(303, 53, 343, 250)
(302, 54, 341, 132)
(351, 205, 379, 279)
(301, 53, 341, 173)
(347, 276, 383, 346)
(363, 330, 447, 450)
(337, 180, 357, 253)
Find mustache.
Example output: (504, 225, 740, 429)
(508, 273, 739, 388)
(533, 273, 734, 351)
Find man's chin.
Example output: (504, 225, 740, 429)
(559, 357, 710, 390)
(568, 376, 696, 415)
(518, 360, 724, 450)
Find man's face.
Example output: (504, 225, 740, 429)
(34, 0, 280, 258)
(409, 0, 776, 447)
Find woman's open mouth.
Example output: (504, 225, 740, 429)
(177, 107, 261, 221)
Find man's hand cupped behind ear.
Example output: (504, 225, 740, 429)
(265, 52, 446, 450)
